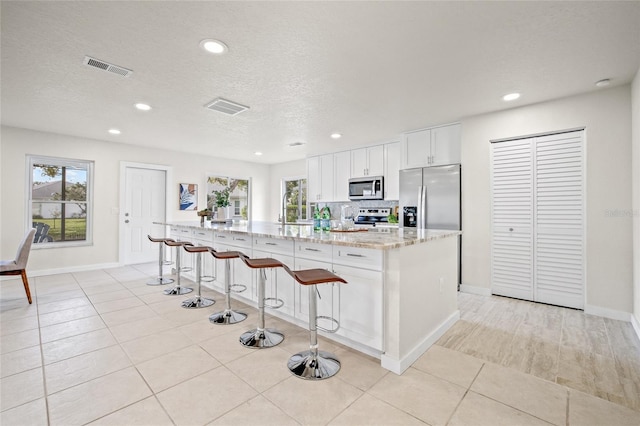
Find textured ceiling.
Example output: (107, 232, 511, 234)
(1, 1, 639, 164)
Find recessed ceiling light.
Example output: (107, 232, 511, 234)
(200, 39, 228, 54)
(254, 151, 263, 156)
(108, 129, 121, 135)
(595, 79, 611, 87)
(502, 93, 521, 101)
(134, 103, 152, 111)
(330, 133, 342, 139)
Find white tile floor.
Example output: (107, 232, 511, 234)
(1, 263, 640, 425)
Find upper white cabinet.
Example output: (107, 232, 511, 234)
(384, 141, 401, 200)
(334, 150, 351, 201)
(307, 154, 334, 202)
(401, 123, 461, 169)
(351, 145, 384, 177)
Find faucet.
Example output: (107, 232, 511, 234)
(281, 192, 287, 227)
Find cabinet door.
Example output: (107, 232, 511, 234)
(334, 151, 351, 201)
(318, 154, 334, 202)
(431, 124, 461, 166)
(294, 257, 333, 323)
(384, 142, 401, 200)
(367, 145, 384, 176)
(307, 156, 320, 201)
(214, 241, 253, 300)
(350, 148, 368, 177)
(401, 129, 431, 169)
(332, 264, 383, 351)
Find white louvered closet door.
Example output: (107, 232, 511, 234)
(491, 130, 584, 309)
(534, 132, 584, 309)
(490, 139, 534, 301)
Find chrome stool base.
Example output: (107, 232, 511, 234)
(181, 296, 215, 309)
(209, 309, 247, 325)
(239, 328, 284, 348)
(163, 286, 193, 296)
(146, 277, 174, 286)
(287, 350, 341, 380)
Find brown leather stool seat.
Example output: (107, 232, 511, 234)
(237, 253, 285, 348)
(163, 240, 194, 296)
(283, 265, 347, 380)
(208, 249, 248, 325)
(146, 235, 175, 286)
(181, 245, 216, 309)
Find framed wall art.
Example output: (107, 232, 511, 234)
(179, 183, 197, 210)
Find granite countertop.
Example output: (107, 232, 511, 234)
(157, 221, 461, 250)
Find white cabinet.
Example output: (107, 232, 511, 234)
(214, 232, 253, 299)
(252, 247, 296, 318)
(401, 123, 461, 169)
(307, 154, 334, 202)
(384, 141, 401, 200)
(351, 145, 384, 177)
(333, 151, 351, 201)
(191, 229, 215, 286)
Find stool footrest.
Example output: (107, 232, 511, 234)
(264, 297, 284, 310)
(230, 284, 247, 293)
(316, 316, 340, 333)
(200, 275, 215, 283)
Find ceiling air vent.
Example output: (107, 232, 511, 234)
(83, 56, 133, 77)
(204, 98, 249, 116)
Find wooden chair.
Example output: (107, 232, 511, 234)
(0, 229, 37, 304)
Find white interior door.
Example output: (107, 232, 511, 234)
(123, 167, 167, 264)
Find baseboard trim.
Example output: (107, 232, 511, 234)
(459, 284, 492, 296)
(584, 304, 632, 322)
(631, 314, 640, 342)
(27, 262, 122, 278)
(381, 310, 460, 375)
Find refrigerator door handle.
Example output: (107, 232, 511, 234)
(419, 185, 427, 228)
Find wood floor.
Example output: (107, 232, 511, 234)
(437, 292, 640, 412)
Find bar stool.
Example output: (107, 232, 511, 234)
(237, 254, 285, 348)
(283, 266, 347, 380)
(146, 236, 174, 286)
(182, 245, 216, 308)
(208, 249, 248, 325)
(163, 240, 194, 296)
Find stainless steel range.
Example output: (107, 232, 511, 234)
(354, 207, 391, 227)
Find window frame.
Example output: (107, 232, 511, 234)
(27, 155, 94, 249)
(282, 176, 308, 222)
(205, 174, 251, 222)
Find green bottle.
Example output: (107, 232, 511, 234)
(321, 206, 331, 231)
(313, 205, 321, 231)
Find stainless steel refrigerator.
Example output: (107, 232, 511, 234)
(399, 164, 461, 283)
(399, 164, 461, 230)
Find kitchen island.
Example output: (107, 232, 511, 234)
(158, 221, 460, 374)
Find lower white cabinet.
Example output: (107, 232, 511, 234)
(214, 233, 253, 301)
(253, 249, 296, 318)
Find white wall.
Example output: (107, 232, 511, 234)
(268, 158, 306, 222)
(461, 85, 633, 314)
(632, 68, 640, 327)
(0, 126, 270, 272)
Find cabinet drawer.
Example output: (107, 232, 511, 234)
(254, 237, 294, 256)
(171, 227, 193, 241)
(192, 229, 214, 244)
(333, 246, 382, 271)
(296, 241, 332, 262)
(215, 232, 252, 249)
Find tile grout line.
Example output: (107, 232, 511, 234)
(444, 362, 485, 425)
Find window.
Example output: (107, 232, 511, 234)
(206, 175, 250, 220)
(283, 178, 307, 222)
(28, 155, 93, 246)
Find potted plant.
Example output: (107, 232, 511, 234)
(212, 187, 230, 220)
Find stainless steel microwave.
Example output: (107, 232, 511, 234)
(348, 176, 384, 200)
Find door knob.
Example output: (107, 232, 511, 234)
(125, 213, 130, 217)
(509, 227, 514, 231)
(125, 220, 130, 223)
